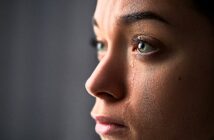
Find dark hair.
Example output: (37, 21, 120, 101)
(193, 0, 213, 22)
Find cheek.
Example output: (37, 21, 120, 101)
(124, 62, 171, 138)
(125, 53, 214, 138)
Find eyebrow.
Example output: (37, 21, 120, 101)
(92, 18, 98, 27)
(120, 11, 170, 25)
(92, 11, 170, 28)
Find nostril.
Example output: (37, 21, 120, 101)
(94, 92, 116, 101)
(85, 54, 126, 102)
(85, 78, 123, 101)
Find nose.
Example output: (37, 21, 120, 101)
(85, 49, 127, 101)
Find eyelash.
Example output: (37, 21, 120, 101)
(90, 37, 99, 48)
(90, 35, 161, 59)
(131, 35, 160, 56)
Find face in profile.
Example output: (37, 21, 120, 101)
(85, 0, 214, 139)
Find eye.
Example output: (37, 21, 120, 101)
(137, 41, 159, 55)
(90, 37, 107, 60)
(132, 35, 160, 56)
(90, 37, 106, 52)
(96, 41, 106, 52)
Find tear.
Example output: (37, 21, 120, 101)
(130, 58, 136, 89)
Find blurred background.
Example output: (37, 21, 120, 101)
(0, 0, 100, 140)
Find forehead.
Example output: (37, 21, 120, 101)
(94, 0, 192, 13)
(94, 0, 193, 28)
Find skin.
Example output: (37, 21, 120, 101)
(85, 0, 214, 139)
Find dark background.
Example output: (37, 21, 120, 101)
(0, 0, 99, 140)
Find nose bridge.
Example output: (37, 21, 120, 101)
(85, 46, 127, 100)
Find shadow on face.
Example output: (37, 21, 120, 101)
(86, 0, 214, 139)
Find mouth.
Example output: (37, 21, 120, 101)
(91, 115, 127, 136)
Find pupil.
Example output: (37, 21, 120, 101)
(138, 42, 145, 50)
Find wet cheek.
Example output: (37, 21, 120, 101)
(124, 54, 184, 136)
(125, 66, 164, 134)
(124, 60, 189, 135)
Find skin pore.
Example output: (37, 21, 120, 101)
(85, 0, 214, 139)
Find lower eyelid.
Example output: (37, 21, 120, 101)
(132, 45, 159, 55)
(136, 48, 160, 56)
(131, 45, 162, 62)
(97, 51, 106, 61)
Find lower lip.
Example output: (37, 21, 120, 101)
(95, 122, 126, 136)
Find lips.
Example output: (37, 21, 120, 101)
(92, 115, 127, 136)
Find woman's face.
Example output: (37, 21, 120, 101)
(85, 0, 214, 139)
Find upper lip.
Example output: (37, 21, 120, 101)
(91, 114, 126, 126)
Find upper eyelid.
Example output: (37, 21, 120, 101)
(94, 36, 108, 46)
(135, 34, 163, 44)
(131, 35, 154, 46)
(90, 37, 98, 47)
(92, 32, 164, 50)
(91, 37, 108, 50)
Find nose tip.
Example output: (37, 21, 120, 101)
(85, 77, 96, 98)
(85, 74, 119, 100)
(85, 48, 127, 101)
(84, 64, 126, 101)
